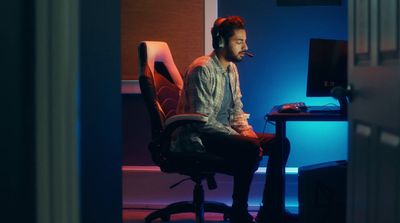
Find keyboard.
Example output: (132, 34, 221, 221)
(278, 102, 307, 113)
(307, 106, 342, 113)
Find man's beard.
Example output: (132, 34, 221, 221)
(225, 47, 243, 63)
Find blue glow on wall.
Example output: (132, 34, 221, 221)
(219, 0, 348, 167)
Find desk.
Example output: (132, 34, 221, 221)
(265, 106, 347, 223)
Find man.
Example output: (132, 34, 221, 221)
(174, 16, 296, 223)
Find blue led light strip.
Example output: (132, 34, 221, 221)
(255, 167, 298, 174)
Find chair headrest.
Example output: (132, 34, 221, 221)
(139, 41, 183, 90)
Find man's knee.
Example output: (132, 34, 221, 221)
(230, 141, 260, 173)
(250, 140, 263, 157)
(240, 139, 262, 166)
(263, 137, 291, 157)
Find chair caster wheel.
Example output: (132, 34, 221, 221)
(223, 213, 230, 221)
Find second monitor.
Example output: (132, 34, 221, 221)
(306, 38, 348, 98)
(306, 38, 348, 114)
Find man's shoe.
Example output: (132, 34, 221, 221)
(230, 211, 255, 223)
(255, 208, 298, 223)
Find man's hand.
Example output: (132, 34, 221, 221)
(241, 129, 258, 139)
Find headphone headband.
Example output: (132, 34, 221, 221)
(215, 17, 226, 35)
(213, 17, 227, 49)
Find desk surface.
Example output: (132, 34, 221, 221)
(266, 106, 348, 122)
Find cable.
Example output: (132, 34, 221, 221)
(262, 119, 267, 134)
(169, 177, 191, 189)
(323, 102, 339, 107)
(318, 103, 340, 111)
(262, 116, 275, 134)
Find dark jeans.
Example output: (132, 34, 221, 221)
(200, 133, 290, 213)
(257, 133, 290, 213)
(200, 133, 261, 211)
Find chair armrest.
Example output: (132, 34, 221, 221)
(163, 114, 208, 138)
(165, 113, 208, 127)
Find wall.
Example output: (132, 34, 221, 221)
(122, 94, 152, 165)
(218, 0, 348, 166)
(121, 0, 205, 80)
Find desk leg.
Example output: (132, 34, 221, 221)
(276, 120, 286, 223)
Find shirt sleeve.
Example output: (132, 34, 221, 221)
(229, 64, 254, 134)
(184, 66, 239, 135)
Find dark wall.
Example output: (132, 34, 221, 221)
(79, 0, 122, 222)
(218, 0, 348, 166)
(122, 94, 152, 165)
(1, 0, 36, 222)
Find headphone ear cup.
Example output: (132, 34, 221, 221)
(218, 36, 225, 48)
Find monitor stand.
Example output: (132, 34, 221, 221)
(331, 86, 349, 115)
(338, 96, 348, 115)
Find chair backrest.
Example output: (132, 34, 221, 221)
(138, 41, 231, 175)
(138, 41, 183, 140)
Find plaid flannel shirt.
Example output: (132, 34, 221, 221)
(171, 52, 253, 152)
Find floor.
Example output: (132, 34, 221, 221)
(123, 161, 346, 223)
(123, 208, 253, 223)
(123, 207, 298, 223)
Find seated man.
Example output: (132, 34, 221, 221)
(172, 16, 295, 223)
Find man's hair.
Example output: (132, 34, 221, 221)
(211, 16, 245, 49)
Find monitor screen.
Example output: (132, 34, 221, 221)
(306, 38, 348, 97)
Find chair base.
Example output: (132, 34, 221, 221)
(144, 200, 231, 223)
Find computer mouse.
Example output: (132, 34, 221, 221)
(278, 105, 302, 113)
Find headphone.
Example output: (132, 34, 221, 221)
(217, 31, 225, 48)
(212, 17, 227, 49)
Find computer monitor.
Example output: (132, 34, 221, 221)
(306, 38, 348, 97)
